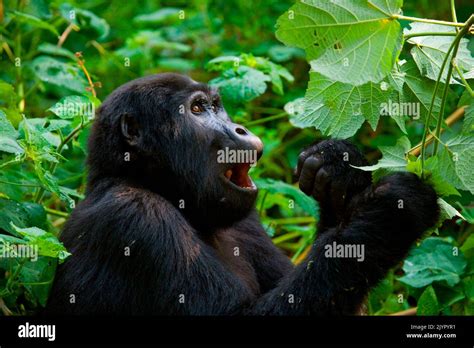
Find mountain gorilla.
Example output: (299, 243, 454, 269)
(45, 73, 439, 315)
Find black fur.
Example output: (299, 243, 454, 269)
(45, 73, 439, 315)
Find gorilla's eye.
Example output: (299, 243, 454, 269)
(191, 103, 203, 114)
(211, 104, 217, 113)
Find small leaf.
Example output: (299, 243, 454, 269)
(0, 110, 24, 154)
(417, 286, 439, 315)
(437, 198, 465, 223)
(37, 43, 76, 60)
(133, 8, 181, 25)
(60, 4, 110, 40)
(355, 136, 410, 171)
(255, 178, 318, 216)
(209, 66, 270, 104)
(12, 11, 58, 36)
(10, 223, 71, 261)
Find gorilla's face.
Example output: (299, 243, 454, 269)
(99, 73, 263, 229)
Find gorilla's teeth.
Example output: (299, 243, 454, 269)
(225, 169, 232, 179)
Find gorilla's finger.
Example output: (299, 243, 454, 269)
(295, 145, 319, 178)
(298, 156, 323, 195)
(312, 168, 330, 202)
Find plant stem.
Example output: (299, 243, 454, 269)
(454, 64, 474, 96)
(0, 179, 42, 188)
(419, 43, 454, 175)
(45, 207, 69, 218)
(404, 32, 456, 40)
(409, 107, 466, 156)
(450, 0, 459, 32)
(244, 112, 287, 127)
(34, 117, 91, 203)
(433, 15, 474, 156)
(419, 15, 474, 174)
(392, 14, 465, 28)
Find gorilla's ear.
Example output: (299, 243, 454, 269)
(120, 113, 141, 146)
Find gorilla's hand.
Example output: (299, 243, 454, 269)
(295, 139, 372, 224)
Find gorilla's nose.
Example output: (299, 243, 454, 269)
(232, 124, 264, 160)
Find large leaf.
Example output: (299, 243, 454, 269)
(459, 91, 473, 134)
(400, 60, 446, 125)
(31, 56, 88, 94)
(399, 237, 467, 288)
(404, 23, 474, 84)
(276, 0, 403, 85)
(440, 134, 474, 194)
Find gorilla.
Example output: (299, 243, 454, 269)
(45, 73, 439, 315)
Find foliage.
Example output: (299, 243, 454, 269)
(0, 0, 472, 316)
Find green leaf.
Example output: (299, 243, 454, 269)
(417, 286, 439, 315)
(20, 257, 57, 307)
(399, 237, 467, 288)
(401, 60, 446, 125)
(0, 198, 47, 234)
(133, 8, 182, 25)
(458, 91, 473, 134)
(0, 81, 18, 105)
(31, 56, 88, 94)
(209, 66, 270, 104)
(437, 198, 465, 223)
(404, 23, 474, 84)
(60, 4, 110, 40)
(0, 110, 24, 154)
(206, 54, 293, 96)
(438, 147, 467, 191)
(356, 136, 410, 171)
(12, 11, 58, 36)
(37, 43, 77, 60)
(10, 224, 71, 261)
(276, 0, 403, 85)
(454, 149, 474, 194)
(439, 134, 474, 194)
(255, 178, 318, 216)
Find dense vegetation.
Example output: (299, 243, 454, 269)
(0, 0, 473, 316)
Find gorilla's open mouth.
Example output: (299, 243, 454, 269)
(222, 163, 257, 191)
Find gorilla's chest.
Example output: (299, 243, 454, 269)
(205, 230, 261, 296)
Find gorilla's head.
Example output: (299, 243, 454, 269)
(88, 73, 263, 230)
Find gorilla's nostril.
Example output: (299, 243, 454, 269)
(235, 127, 248, 136)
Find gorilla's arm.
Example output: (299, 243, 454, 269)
(245, 140, 439, 315)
